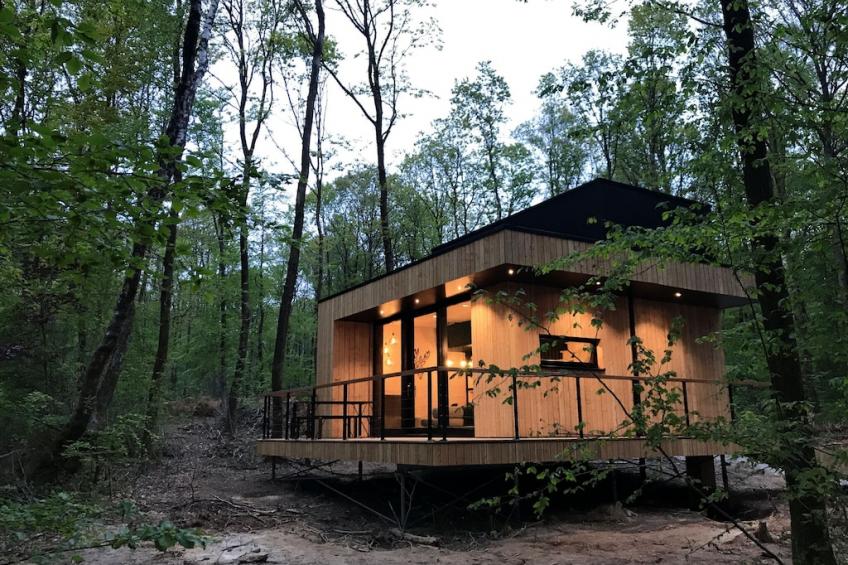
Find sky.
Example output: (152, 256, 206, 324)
(218, 0, 629, 181)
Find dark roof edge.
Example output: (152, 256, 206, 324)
(317, 178, 706, 304)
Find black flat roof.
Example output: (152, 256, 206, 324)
(319, 178, 704, 303)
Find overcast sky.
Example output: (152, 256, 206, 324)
(217, 0, 628, 182)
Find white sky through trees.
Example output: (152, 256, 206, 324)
(213, 0, 627, 187)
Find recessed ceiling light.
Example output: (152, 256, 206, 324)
(507, 268, 515, 275)
(414, 298, 420, 304)
(379, 309, 385, 315)
(595, 281, 602, 286)
(674, 292, 682, 298)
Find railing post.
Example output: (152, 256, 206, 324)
(343, 383, 349, 440)
(284, 392, 291, 440)
(512, 373, 520, 440)
(427, 370, 433, 441)
(441, 370, 448, 441)
(262, 396, 268, 439)
(291, 401, 299, 439)
(727, 381, 736, 422)
(380, 376, 386, 440)
(310, 388, 317, 439)
(575, 377, 584, 439)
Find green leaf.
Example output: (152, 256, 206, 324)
(65, 55, 83, 75)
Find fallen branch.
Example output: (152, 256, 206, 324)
(388, 528, 438, 545)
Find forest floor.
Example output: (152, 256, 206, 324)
(62, 405, 792, 564)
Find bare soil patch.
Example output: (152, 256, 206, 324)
(65, 413, 793, 564)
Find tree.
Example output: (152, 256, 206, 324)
(718, 0, 837, 560)
(270, 0, 325, 402)
(325, 0, 434, 271)
(451, 61, 511, 220)
(515, 96, 587, 196)
(43, 0, 220, 468)
(219, 0, 282, 429)
(616, 3, 692, 193)
(544, 51, 627, 180)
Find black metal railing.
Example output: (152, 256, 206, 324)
(260, 366, 760, 442)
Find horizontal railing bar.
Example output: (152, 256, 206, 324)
(262, 366, 769, 398)
(309, 400, 370, 405)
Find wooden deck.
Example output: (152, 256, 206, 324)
(255, 436, 733, 467)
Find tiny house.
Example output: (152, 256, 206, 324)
(257, 179, 748, 470)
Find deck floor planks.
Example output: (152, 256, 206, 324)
(255, 436, 734, 467)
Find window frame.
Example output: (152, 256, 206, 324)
(539, 334, 601, 371)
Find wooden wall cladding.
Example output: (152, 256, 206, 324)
(633, 298, 730, 422)
(320, 321, 372, 438)
(469, 284, 729, 438)
(471, 283, 634, 437)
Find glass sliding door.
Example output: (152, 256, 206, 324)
(413, 313, 439, 429)
(375, 298, 475, 435)
(444, 301, 474, 430)
(379, 319, 402, 430)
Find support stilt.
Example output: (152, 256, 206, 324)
(609, 460, 619, 504)
(513, 466, 521, 523)
(399, 471, 407, 530)
(720, 454, 729, 492)
(685, 455, 717, 510)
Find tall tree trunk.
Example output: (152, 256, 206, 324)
(719, 1, 837, 562)
(270, 0, 325, 428)
(367, 20, 394, 272)
(40, 0, 218, 471)
(484, 142, 502, 219)
(255, 223, 266, 369)
(215, 219, 228, 402)
(145, 208, 179, 448)
(227, 187, 251, 429)
(315, 175, 325, 305)
(375, 135, 395, 271)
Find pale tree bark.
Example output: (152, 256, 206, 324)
(719, 0, 836, 562)
(270, 0, 325, 410)
(40, 0, 219, 471)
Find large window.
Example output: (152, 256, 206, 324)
(539, 335, 600, 370)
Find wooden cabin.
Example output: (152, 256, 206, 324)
(256, 179, 748, 470)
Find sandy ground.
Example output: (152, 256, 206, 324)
(33, 412, 795, 564)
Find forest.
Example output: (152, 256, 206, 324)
(1, 0, 847, 563)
